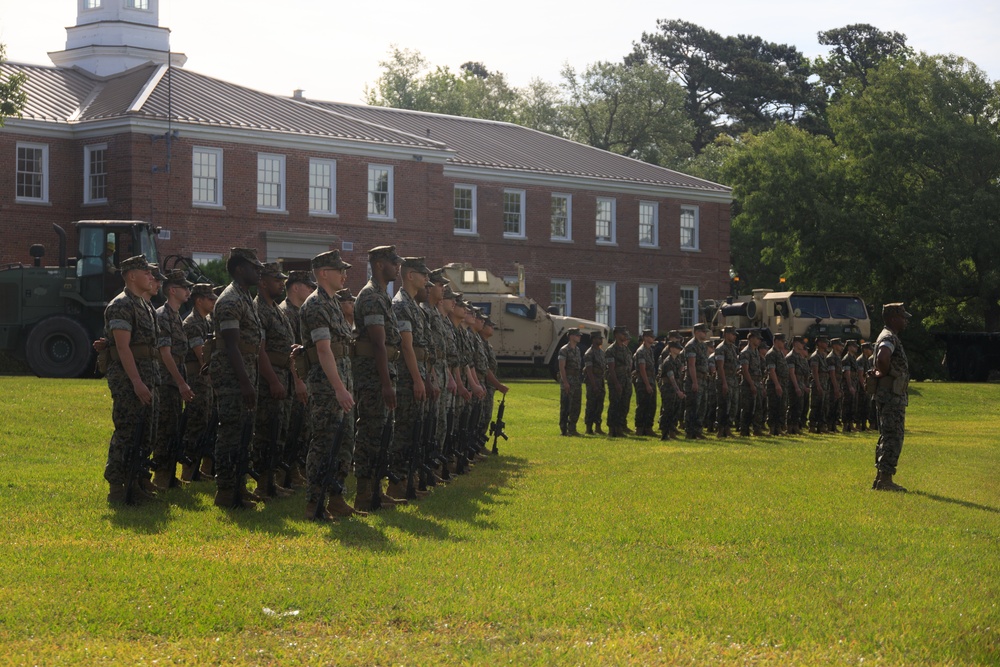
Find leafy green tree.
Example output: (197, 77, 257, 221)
(814, 24, 911, 96)
(1, 44, 28, 126)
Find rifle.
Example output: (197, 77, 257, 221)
(282, 399, 306, 476)
(405, 406, 425, 500)
(190, 403, 218, 481)
(123, 407, 151, 505)
(439, 406, 455, 481)
(370, 411, 397, 511)
(313, 414, 348, 520)
(231, 408, 255, 508)
(454, 402, 474, 475)
(420, 401, 439, 489)
(489, 396, 508, 455)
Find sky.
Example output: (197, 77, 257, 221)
(1, 0, 997, 103)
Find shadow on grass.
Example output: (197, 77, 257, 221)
(321, 516, 400, 553)
(911, 490, 1000, 514)
(105, 497, 172, 534)
(417, 454, 530, 530)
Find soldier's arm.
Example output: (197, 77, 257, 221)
(368, 323, 396, 410)
(399, 329, 426, 400)
(767, 363, 781, 395)
(607, 357, 621, 391)
(112, 328, 152, 405)
(559, 355, 570, 392)
(159, 345, 194, 401)
(686, 354, 698, 392)
(257, 338, 287, 400)
(811, 362, 824, 396)
(789, 367, 801, 394)
(638, 358, 652, 393)
(716, 355, 727, 393)
(875, 346, 893, 376)
(828, 366, 841, 397)
(315, 338, 355, 412)
(741, 359, 756, 395)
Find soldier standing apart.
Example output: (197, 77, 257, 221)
(606, 326, 633, 437)
(299, 250, 363, 519)
(871, 303, 912, 491)
(181, 283, 218, 481)
(210, 248, 265, 510)
(738, 330, 762, 437)
(150, 270, 196, 491)
(841, 339, 859, 432)
(558, 328, 584, 436)
(104, 256, 160, 504)
(353, 246, 405, 510)
(785, 336, 808, 435)
(251, 263, 294, 500)
(583, 332, 607, 435)
(808, 336, 831, 433)
(684, 323, 711, 439)
(715, 326, 740, 438)
(764, 333, 790, 437)
(633, 329, 657, 436)
(826, 339, 846, 432)
(279, 270, 317, 489)
(657, 341, 685, 440)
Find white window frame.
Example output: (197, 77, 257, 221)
(453, 184, 477, 235)
(257, 153, 286, 212)
(550, 279, 571, 316)
(367, 164, 394, 220)
(503, 189, 526, 239)
(595, 281, 616, 327)
(639, 201, 659, 248)
(84, 0, 102, 9)
(192, 147, 223, 208)
(638, 283, 658, 334)
(308, 158, 337, 216)
(596, 197, 616, 245)
(550, 193, 572, 242)
(83, 143, 108, 204)
(192, 252, 223, 265)
(680, 285, 699, 328)
(126, 0, 150, 9)
(680, 205, 700, 251)
(15, 142, 49, 203)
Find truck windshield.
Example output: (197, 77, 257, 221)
(827, 295, 868, 320)
(138, 227, 158, 264)
(790, 295, 868, 320)
(790, 295, 830, 319)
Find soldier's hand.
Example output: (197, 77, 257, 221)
(295, 378, 308, 404)
(458, 385, 472, 401)
(179, 381, 195, 402)
(750, 386, 758, 397)
(775, 386, 783, 398)
(413, 377, 427, 402)
(645, 383, 654, 395)
(240, 379, 257, 411)
(93, 337, 108, 352)
(335, 385, 355, 413)
(269, 379, 287, 400)
(446, 376, 457, 395)
(795, 387, 803, 397)
(499, 383, 509, 394)
(677, 390, 685, 399)
(562, 381, 571, 394)
(473, 384, 486, 399)
(132, 379, 153, 406)
(382, 384, 397, 411)
(691, 381, 699, 394)
(721, 383, 728, 396)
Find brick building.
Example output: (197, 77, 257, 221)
(1, 0, 731, 333)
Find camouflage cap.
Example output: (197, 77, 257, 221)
(442, 285, 459, 300)
(883, 302, 913, 319)
(692, 322, 709, 333)
(163, 269, 193, 288)
(861, 341, 874, 350)
(815, 335, 830, 344)
(336, 288, 356, 302)
(312, 249, 351, 271)
(213, 285, 225, 297)
(260, 262, 288, 280)
(668, 330, 680, 338)
(759, 338, 771, 348)
(567, 327, 582, 336)
(401, 257, 431, 275)
(591, 331, 604, 340)
(613, 325, 630, 336)
(484, 317, 497, 328)
(428, 268, 450, 285)
(191, 283, 217, 299)
(846, 338, 859, 348)
(721, 325, 737, 336)
(830, 337, 844, 346)
(641, 328, 655, 338)
(368, 245, 401, 264)
(474, 309, 487, 320)
(285, 270, 316, 288)
(149, 263, 167, 281)
(747, 329, 762, 340)
(772, 333, 785, 342)
(229, 247, 264, 268)
(668, 340, 684, 350)
(792, 335, 805, 344)
(118, 255, 151, 274)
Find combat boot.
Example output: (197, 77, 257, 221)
(180, 462, 198, 483)
(107, 483, 127, 505)
(585, 425, 594, 435)
(843, 424, 853, 433)
(739, 427, 751, 437)
(327, 493, 368, 518)
(595, 424, 605, 435)
(353, 478, 374, 511)
(199, 457, 215, 480)
(873, 472, 907, 492)
(385, 480, 410, 504)
(151, 468, 173, 492)
(214, 488, 256, 510)
(289, 463, 308, 488)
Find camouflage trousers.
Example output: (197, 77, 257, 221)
(352, 357, 393, 481)
(875, 394, 906, 474)
(703, 379, 717, 429)
(683, 375, 706, 436)
(559, 381, 582, 434)
(584, 379, 606, 428)
(716, 378, 739, 430)
(786, 386, 804, 429)
(104, 372, 158, 485)
(252, 369, 291, 476)
(634, 381, 657, 430)
(827, 390, 843, 428)
(607, 380, 632, 430)
(153, 384, 182, 470)
(434, 362, 451, 452)
(181, 374, 213, 463)
(213, 390, 256, 492)
(840, 385, 857, 429)
(809, 382, 829, 430)
(766, 383, 786, 432)
(305, 362, 355, 503)
(391, 372, 427, 480)
(739, 381, 758, 433)
(658, 383, 682, 434)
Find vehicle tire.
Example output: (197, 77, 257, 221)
(25, 315, 94, 378)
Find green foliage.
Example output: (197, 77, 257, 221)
(1, 377, 998, 665)
(197, 258, 230, 287)
(814, 24, 912, 97)
(0, 44, 28, 126)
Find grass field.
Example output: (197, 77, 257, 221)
(0, 377, 997, 666)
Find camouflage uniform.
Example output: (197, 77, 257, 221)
(841, 350, 859, 430)
(606, 341, 633, 433)
(826, 349, 844, 430)
(704, 349, 718, 431)
(482, 331, 499, 435)
(558, 342, 583, 434)
(181, 307, 213, 466)
(764, 346, 789, 434)
(874, 327, 909, 475)
(808, 349, 830, 432)
(739, 343, 762, 434)
(632, 344, 657, 432)
(439, 309, 461, 453)
(421, 301, 449, 458)
(279, 296, 309, 474)
(715, 340, 740, 433)
(209, 281, 262, 492)
(683, 337, 710, 437)
(471, 327, 491, 435)
(252, 291, 295, 478)
(786, 349, 809, 432)
(583, 344, 607, 432)
(657, 352, 684, 435)
(391, 287, 428, 481)
(103, 287, 160, 485)
(153, 300, 188, 475)
(352, 278, 400, 480)
(300, 284, 355, 501)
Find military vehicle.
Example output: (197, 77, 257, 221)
(703, 289, 871, 347)
(0, 220, 206, 378)
(442, 263, 609, 378)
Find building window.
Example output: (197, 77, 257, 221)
(368, 165, 394, 219)
(127, 0, 149, 9)
(639, 201, 658, 247)
(596, 197, 616, 244)
(85, 0, 101, 8)
(192, 147, 222, 207)
(257, 153, 286, 212)
(192, 252, 223, 265)
(83, 144, 108, 204)
(550, 193, 572, 241)
(680, 205, 700, 250)
(503, 189, 526, 238)
(595, 281, 615, 326)
(308, 158, 336, 215)
(639, 284, 657, 333)
(16, 143, 49, 203)
(453, 184, 477, 234)
(550, 280, 571, 315)
(680, 286, 699, 327)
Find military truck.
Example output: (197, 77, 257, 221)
(0, 220, 205, 378)
(442, 263, 609, 378)
(703, 289, 871, 347)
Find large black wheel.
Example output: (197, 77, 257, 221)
(25, 316, 94, 378)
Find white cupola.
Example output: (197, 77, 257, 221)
(48, 0, 186, 76)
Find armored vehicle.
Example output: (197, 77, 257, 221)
(442, 264, 609, 378)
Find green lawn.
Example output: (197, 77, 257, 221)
(0, 377, 997, 666)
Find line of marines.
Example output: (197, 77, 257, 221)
(101, 246, 509, 519)
(559, 323, 881, 442)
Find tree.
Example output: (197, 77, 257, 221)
(814, 24, 911, 96)
(1, 44, 28, 126)
(560, 61, 693, 167)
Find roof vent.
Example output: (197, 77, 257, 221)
(293, 89, 305, 100)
